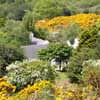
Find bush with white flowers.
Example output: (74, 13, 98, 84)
(6, 59, 56, 90)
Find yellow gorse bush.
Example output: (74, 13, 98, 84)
(15, 80, 54, 98)
(0, 79, 99, 100)
(7, 80, 56, 100)
(55, 84, 100, 100)
(0, 78, 16, 100)
(0, 79, 56, 100)
(35, 14, 100, 31)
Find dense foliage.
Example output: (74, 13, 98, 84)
(35, 14, 100, 31)
(0, 78, 16, 100)
(82, 60, 100, 92)
(68, 47, 97, 83)
(6, 60, 56, 90)
(0, 0, 100, 100)
(0, 44, 24, 73)
(79, 26, 98, 48)
(33, 0, 69, 20)
(38, 42, 72, 70)
(0, 20, 30, 47)
(0, 79, 99, 100)
(0, 17, 5, 28)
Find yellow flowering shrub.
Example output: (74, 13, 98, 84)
(0, 78, 16, 100)
(55, 83, 100, 100)
(35, 14, 100, 31)
(8, 80, 56, 100)
(0, 79, 56, 100)
(0, 79, 99, 100)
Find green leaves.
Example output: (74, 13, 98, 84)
(7, 60, 56, 90)
(0, 17, 5, 28)
(0, 44, 24, 68)
(82, 60, 100, 91)
(0, 20, 30, 47)
(37, 42, 72, 62)
(33, 0, 67, 20)
(79, 27, 98, 48)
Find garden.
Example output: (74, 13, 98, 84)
(0, 0, 100, 100)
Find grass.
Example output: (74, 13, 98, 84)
(55, 72, 69, 83)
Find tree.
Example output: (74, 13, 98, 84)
(0, 20, 30, 47)
(0, 0, 31, 20)
(33, 0, 69, 20)
(23, 11, 34, 31)
(23, 12, 48, 39)
(37, 42, 72, 70)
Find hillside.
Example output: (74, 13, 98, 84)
(0, 0, 100, 100)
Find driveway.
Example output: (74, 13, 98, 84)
(22, 44, 48, 59)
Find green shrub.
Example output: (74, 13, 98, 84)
(79, 26, 98, 48)
(35, 28, 50, 40)
(37, 85, 55, 100)
(46, 31, 64, 42)
(95, 35, 100, 59)
(68, 47, 97, 83)
(0, 0, 31, 20)
(66, 0, 100, 14)
(0, 57, 6, 77)
(23, 12, 49, 40)
(37, 42, 72, 70)
(22, 11, 34, 32)
(82, 60, 100, 92)
(61, 22, 80, 42)
(0, 44, 24, 71)
(68, 26, 100, 83)
(33, 0, 69, 20)
(6, 60, 56, 90)
(0, 17, 5, 28)
(0, 20, 30, 47)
